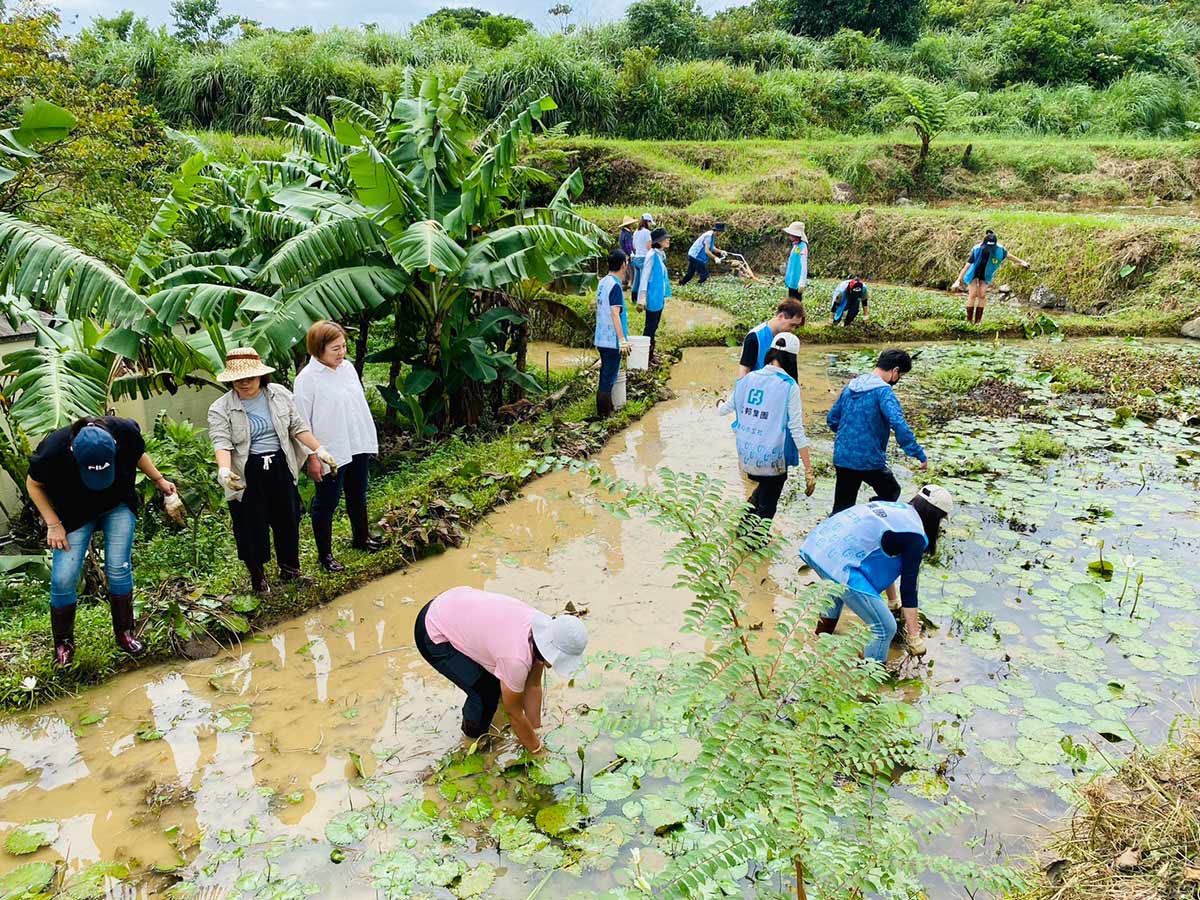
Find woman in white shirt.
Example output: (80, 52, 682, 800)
(293, 321, 383, 572)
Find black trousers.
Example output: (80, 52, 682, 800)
(643, 308, 663, 338)
(414, 600, 501, 738)
(831, 466, 901, 515)
(680, 257, 709, 285)
(748, 472, 788, 520)
(309, 453, 372, 544)
(228, 451, 301, 568)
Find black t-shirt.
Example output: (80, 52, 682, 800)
(28, 417, 145, 533)
(739, 331, 761, 370)
(880, 530, 925, 609)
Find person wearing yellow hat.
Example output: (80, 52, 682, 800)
(207, 348, 337, 594)
(781, 221, 809, 324)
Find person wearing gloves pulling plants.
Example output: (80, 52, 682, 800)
(630, 213, 654, 295)
(738, 298, 806, 377)
(637, 227, 672, 365)
(800, 485, 954, 664)
(294, 320, 383, 573)
(207, 348, 338, 595)
(955, 229, 1030, 325)
(831, 277, 870, 327)
(27, 417, 177, 667)
(781, 221, 809, 316)
(718, 332, 816, 521)
(594, 248, 631, 417)
(679, 221, 727, 286)
(827, 349, 927, 515)
(415, 586, 589, 752)
(618, 217, 637, 288)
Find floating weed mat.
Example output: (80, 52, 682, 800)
(1016, 723, 1200, 900)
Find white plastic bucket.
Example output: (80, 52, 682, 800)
(612, 369, 627, 410)
(627, 335, 651, 370)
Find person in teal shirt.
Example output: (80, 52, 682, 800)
(782, 221, 809, 325)
(637, 227, 672, 365)
(955, 229, 1029, 325)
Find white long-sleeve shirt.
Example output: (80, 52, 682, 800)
(631, 227, 652, 258)
(718, 375, 809, 450)
(292, 357, 378, 468)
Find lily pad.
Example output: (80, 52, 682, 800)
(4, 822, 57, 856)
(528, 757, 573, 786)
(418, 857, 465, 888)
(0, 862, 54, 899)
(61, 861, 131, 900)
(216, 704, 254, 733)
(441, 754, 485, 780)
(78, 709, 109, 727)
(962, 685, 1010, 713)
(589, 772, 634, 801)
(325, 810, 370, 846)
(641, 794, 689, 835)
(536, 800, 583, 836)
(453, 863, 495, 898)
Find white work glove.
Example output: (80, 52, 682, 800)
(315, 446, 339, 474)
(163, 491, 187, 524)
(218, 467, 245, 492)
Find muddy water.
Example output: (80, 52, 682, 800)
(0, 346, 837, 893)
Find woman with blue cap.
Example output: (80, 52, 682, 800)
(26, 417, 179, 666)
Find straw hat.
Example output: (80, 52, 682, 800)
(783, 221, 807, 240)
(619, 216, 639, 229)
(216, 347, 275, 383)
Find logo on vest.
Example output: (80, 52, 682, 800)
(747, 389, 765, 406)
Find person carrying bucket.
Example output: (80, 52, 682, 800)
(618, 217, 637, 288)
(954, 229, 1030, 325)
(738, 298, 806, 377)
(594, 248, 631, 417)
(831, 277, 870, 327)
(718, 332, 816, 521)
(782, 221, 809, 317)
(630, 213, 654, 294)
(680, 222, 727, 286)
(637, 226, 672, 366)
(414, 586, 588, 752)
(800, 485, 955, 664)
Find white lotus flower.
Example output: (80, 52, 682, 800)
(21, 676, 37, 691)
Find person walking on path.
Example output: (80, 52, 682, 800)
(738, 298, 806, 377)
(782, 222, 809, 317)
(294, 321, 384, 574)
(679, 222, 727, 286)
(801, 485, 954, 664)
(827, 349, 927, 515)
(594, 249, 631, 417)
(630, 214, 654, 295)
(414, 586, 588, 752)
(27, 417, 178, 666)
(831, 277, 870, 327)
(955, 229, 1030, 325)
(208, 348, 337, 595)
(618, 217, 637, 288)
(719, 332, 816, 521)
(637, 226, 672, 365)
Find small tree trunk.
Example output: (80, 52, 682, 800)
(919, 133, 931, 166)
(354, 313, 370, 379)
(794, 857, 808, 900)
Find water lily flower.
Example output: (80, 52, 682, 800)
(21, 676, 37, 691)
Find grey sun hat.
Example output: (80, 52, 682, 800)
(532, 613, 589, 677)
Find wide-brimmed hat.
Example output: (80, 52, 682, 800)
(72, 424, 117, 491)
(917, 484, 955, 517)
(713, 221, 727, 233)
(783, 221, 807, 240)
(650, 227, 669, 242)
(216, 347, 275, 383)
(619, 216, 639, 229)
(532, 612, 589, 677)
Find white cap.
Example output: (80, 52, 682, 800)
(772, 332, 801, 355)
(917, 484, 954, 516)
(532, 613, 589, 677)
(641, 213, 656, 225)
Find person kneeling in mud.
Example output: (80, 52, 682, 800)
(799, 485, 954, 666)
(414, 586, 588, 753)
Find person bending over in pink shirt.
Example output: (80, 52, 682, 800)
(414, 586, 589, 753)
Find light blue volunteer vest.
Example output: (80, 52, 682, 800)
(800, 501, 927, 596)
(594, 274, 627, 349)
(688, 231, 713, 262)
(731, 367, 800, 476)
(642, 249, 672, 313)
(964, 243, 1007, 285)
(750, 321, 774, 370)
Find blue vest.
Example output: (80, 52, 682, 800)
(751, 321, 774, 370)
(800, 502, 926, 596)
(731, 367, 800, 476)
(594, 274, 627, 349)
(642, 249, 672, 313)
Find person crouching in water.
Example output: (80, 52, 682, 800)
(637, 227, 672, 365)
(831, 277, 869, 327)
(594, 248, 631, 416)
(719, 332, 816, 520)
(800, 485, 955, 665)
(415, 586, 588, 752)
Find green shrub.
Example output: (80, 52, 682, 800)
(1050, 364, 1101, 392)
(928, 363, 986, 394)
(1014, 429, 1067, 462)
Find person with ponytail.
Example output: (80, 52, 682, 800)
(955, 230, 1029, 324)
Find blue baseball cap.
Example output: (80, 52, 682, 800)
(72, 425, 117, 491)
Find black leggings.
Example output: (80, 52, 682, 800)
(414, 600, 501, 738)
(748, 472, 788, 520)
(831, 467, 901, 515)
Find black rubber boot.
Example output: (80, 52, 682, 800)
(815, 617, 839, 636)
(109, 592, 145, 657)
(51, 604, 76, 668)
(648, 337, 659, 367)
(348, 502, 384, 552)
(247, 561, 271, 594)
(312, 519, 345, 572)
(596, 391, 614, 418)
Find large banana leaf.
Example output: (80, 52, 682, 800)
(347, 140, 425, 228)
(0, 345, 108, 435)
(267, 109, 347, 166)
(126, 151, 209, 290)
(387, 220, 466, 278)
(461, 224, 604, 290)
(255, 216, 386, 288)
(148, 283, 278, 329)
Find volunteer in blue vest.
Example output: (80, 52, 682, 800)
(630, 214, 654, 295)
(636, 227, 671, 366)
(831, 277, 869, 327)
(737, 298, 806, 377)
(955, 229, 1029, 325)
(800, 485, 954, 663)
(782, 221, 809, 316)
(679, 222, 727, 286)
(594, 248, 631, 417)
(719, 332, 816, 520)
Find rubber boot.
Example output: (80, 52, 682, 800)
(313, 519, 345, 573)
(50, 604, 76, 668)
(596, 391, 614, 418)
(966, 304, 975, 324)
(247, 561, 271, 594)
(648, 337, 659, 367)
(815, 617, 839, 636)
(974, 306, 985, 325)
(109, 592, 145, 657)
(348, 501, 384, 552)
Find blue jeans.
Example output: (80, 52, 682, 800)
(631, 256, 645, 294)
(804, 555, 896, 664)
(51, 504, 136, 608)
(598, 347, 622, 392)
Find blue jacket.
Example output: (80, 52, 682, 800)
(827, 373, 926, 470)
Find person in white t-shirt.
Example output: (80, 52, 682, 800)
(630, 213, 654, 294)
(680, 222, 727, 286)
